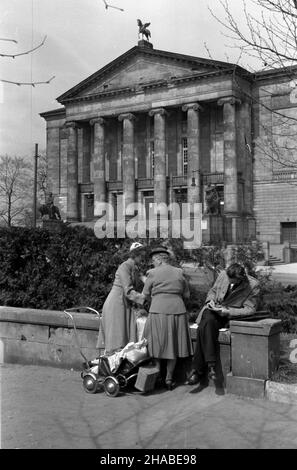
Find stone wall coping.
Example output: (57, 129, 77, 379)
(0, 306, 100, 331)
(230, 318, 282, 336)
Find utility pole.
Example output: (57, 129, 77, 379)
(33, 143, 39, 228)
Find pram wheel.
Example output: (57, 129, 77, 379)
(83, 374, 98, 394)
(104, 376, 120, 397)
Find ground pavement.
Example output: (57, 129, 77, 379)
(1, 364, 297, 449)
(256, 263, 297, 286)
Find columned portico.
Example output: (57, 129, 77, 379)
(42, 39, 260, 244)
(118, 113, 136, 213)
(149, 108, 167, 206)
(66, 121, 79, 221)
(90, 117, 106, 217)
(218, 96, 241, 215)
(182, 102, 203, 205)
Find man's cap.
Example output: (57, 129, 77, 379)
(149, 246, 170, 257)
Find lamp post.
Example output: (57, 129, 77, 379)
(33, 143, 40, 228)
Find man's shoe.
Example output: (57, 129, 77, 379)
(184, 371, 200, 385)
(208, 365, 217, 381)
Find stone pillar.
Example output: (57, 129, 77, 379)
(90, 117, 106, 217)
(66, 121, 79, 221)
(82, 126, 91, 183)
(218, 97, 241, 215)
(227, 319, 282, 399)
(118, 113, 136, 214)
(241, 100, 253, 215)
(148, 108, 167, 205)
(182, 103, 203, 205)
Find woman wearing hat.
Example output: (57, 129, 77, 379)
(142, 247, 193, 390)
(97, 242, 146, 354)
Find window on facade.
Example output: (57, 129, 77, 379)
(151, 141, 155, 177)
(182, 138, 188, 176)
(281, 222, 297, 243)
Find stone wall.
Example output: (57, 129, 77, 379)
(0, 307, 99, 370)
(253, 79, 297, 244)
(254, 181, 297, 243)
(0, 306, 231, 381)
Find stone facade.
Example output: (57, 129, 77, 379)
(40, 40, 297, 246)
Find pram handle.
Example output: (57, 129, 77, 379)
(64, 306, 101, 317)
(64, 306, 101, 364)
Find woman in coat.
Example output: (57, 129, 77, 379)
(97, 242, 146, 354)
(142, 247, 193, 390)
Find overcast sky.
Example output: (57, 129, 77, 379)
(0, 0, 258, 158)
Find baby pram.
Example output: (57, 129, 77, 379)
(64, 307, 157, 397)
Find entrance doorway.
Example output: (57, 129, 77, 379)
(83, 193, 94, 221)
(281, 222, 297, 243)
(143, 191, 154, 221)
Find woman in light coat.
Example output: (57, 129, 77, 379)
(97, 242, 146, 354)
(142, 247, 192, 390)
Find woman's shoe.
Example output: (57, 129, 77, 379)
(184, 370, 200, 385)
(165, 379, 176, 391)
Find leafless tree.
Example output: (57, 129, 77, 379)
(210, 0, 297, 172)
(0, 155, 33, 227)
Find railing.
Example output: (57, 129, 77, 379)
(172, 175, 187, 187)
(106, 180, 123, 191)
(202, 172, 224, 185)
(272, 169, 297, 181)
(136, 178, 153, 189)
(79, 183, 94, 193)
(81, 172, 233, 193)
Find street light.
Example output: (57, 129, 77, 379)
(33, 143, 40, 228)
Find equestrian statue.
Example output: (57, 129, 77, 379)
(38, 192, 61, 220)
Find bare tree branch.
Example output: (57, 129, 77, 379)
(0, 35, 47, 58)
(0, 76, 55, 87)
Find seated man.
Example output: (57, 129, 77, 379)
(186, 263, 259, 385)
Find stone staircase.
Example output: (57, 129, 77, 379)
(268, 255, 283, 266)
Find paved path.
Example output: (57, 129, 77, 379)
(1, 364, 297, 449)
(257, 263, 297, 286)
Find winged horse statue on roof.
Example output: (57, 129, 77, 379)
(137, 19, 151, 41)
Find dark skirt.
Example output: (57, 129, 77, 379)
(143, 312, 193, 360)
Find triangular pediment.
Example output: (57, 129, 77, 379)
(57, 44, 242, 103)
(80, 57, 211, 97)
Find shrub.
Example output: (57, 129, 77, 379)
(256, 273, 297, 333)
(0, 226, 134, 311)
(2, 227, 295, 334)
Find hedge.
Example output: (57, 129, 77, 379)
(0, 226, 296, 333)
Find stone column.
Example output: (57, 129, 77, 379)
(118, 113, 136, 214)
(66, 121, 79, 221)
(90, 117, 106, 217)
(182, 102, 203, 205)
(148, 108, 167, 205)
(241, 100, 253, 215)
(218, 96, 241, 215)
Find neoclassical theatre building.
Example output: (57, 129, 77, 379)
(41, 39, 297, 250)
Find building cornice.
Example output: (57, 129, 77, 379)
(59, 68, 249, 106)
(39, 107, 66, 120)
(254, 64, 297, 83)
